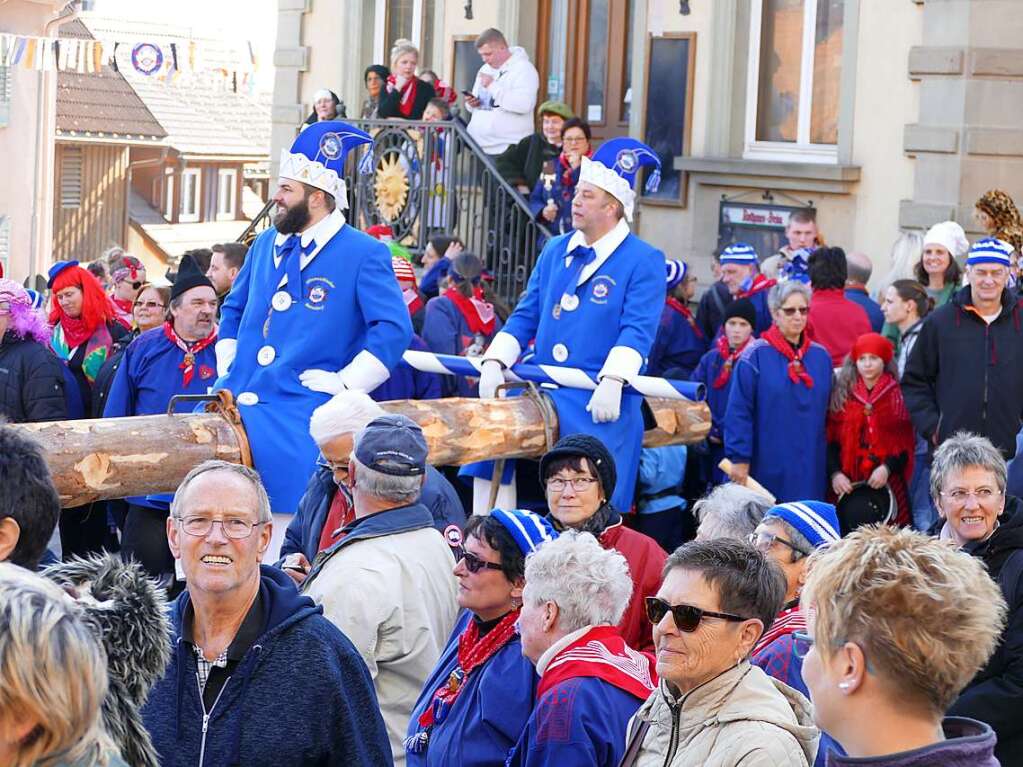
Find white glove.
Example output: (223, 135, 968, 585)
(478, 360, 505, 399)
(586, 377, 624, 423)
(215, 339, 237, 378)
(299, 369, 348, 395)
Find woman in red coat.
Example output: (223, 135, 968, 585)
(827, 332, 916, 526)
(538, 434, 666, 653)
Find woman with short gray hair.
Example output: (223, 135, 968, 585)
(694, 482, 772, 542)
(723, 279, 832, 502)
(930, 432, 1023, 764)
(509, 532, 655, 767)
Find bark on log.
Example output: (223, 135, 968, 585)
(11, 395, 710, 507)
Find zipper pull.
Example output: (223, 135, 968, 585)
(202, 713, 209, 734)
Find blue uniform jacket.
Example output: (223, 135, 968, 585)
(141, 566, 392, 767)
(280, 464, 466, 564)
(103, 327, 218, 509)
(844, 287, 884, 332)
(636, 445, 687, 515)
(747, 289, 774, 336)
(371, 335, 443, 402)
(723, 338, 832, 502)
(647, 302, 708, 379)
(406, 609, 537, 767)
(217, 218, 412, 513)
(496, 228, 665, 511)
(691, 347, 732, 443)
(422, 294, 503, 397)
(506, 676, 645, 767)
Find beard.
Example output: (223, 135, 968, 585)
(274, 196, 312, 234)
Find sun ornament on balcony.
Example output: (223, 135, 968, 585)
(373, 153, 411, 221)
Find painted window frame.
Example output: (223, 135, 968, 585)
(376, 0, 437, 70)
(179, 168, 201, 223)
(743, 0, 841, 164)
(163, 169, 175, 221)
(216, 168, 237, 220)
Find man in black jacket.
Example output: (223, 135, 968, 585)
(903, 237, 1023, 458)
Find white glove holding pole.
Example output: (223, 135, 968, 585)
(214, 339, 237, 378)
(478, 359, 505, 399)
(586, 376, 623, 423)
(299, 369, 348, 395)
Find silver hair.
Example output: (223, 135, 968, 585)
(846, 251, 873, 285)
(768, 279, 813, 312)
(930, 432, 1007, 502)
(170, 460, 272, 523)
(309, 390, 385, 445)
(694, 483, 772, 542)
(349, 452, 423, 505)
(522, 531, 633, 631)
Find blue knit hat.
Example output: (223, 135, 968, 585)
(665, 260, 689, 290)
(490, 509, 558, 556)
(719, 242, 759, 265)
(967, 237, 1014, 267)
(763, 501, 841, 549)
(47, 260, 79, 288)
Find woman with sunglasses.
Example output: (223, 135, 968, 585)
(928, 433, 1023, 766)
(539, 434, 667, 653)
(620, 537, 818, 766)
(800, 525, 1004, 767)
(724, 280, 833, 502)
(748, 501, 843, 766)
(406, 509, 557, 766)
(107, 254, 147, 330)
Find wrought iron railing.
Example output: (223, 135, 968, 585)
(239, 119, 552, 307)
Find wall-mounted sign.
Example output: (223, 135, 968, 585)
(721, 203, 792, 229)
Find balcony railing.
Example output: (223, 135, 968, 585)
(239, 118, 551, 307)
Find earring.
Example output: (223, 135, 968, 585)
(838, 682, 851, 690)
(511, 597, 522, 609)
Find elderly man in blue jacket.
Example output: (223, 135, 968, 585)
(141, 460, 392, 766)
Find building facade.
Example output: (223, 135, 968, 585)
(273, 0, 1023, 289)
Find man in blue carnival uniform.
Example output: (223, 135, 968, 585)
(718, 242, 775, 336)
(215, 121, 412, 513)
(647, 259, 707, 378)
(104, 254, 219, 583)
(478, 137, 666, 513)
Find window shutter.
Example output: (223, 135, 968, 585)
(61, 147, 83, 209)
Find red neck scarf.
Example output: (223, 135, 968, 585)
(666, 297, 704, 339)
(417, 611, 519, 729)
(387, 74, 419, 118)
(712, 334, 751, 389)
(162, 321, 217, 387)
(538, 625, 656, 700)
(828, 372, 915, 481)
(738, 274, 776, 299)
(57, 312, 101, 350)
(762, 325, 814, 388)
(559, 149, 591, 187)
(443, 287, 496, 335)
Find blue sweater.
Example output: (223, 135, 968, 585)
(141, 566, 392, 766)
(505, 676, 644, 767)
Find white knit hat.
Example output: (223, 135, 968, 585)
(923, 221, 969, 259)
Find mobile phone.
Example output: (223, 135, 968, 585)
(461, 90, 474, 97)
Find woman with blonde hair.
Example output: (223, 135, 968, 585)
(800, 525, 1006, 765)
(0, 563, 125, 767)
(379, 39, 436, 120)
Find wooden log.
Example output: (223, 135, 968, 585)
(10, 394, 710, 507)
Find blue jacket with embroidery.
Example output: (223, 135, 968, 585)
(141, 566, 392, 766)
(723, 337, 832, 502)
(505, 676, 644, 767)
(647, 302, 708, 379)
(406, 609, 537, 767)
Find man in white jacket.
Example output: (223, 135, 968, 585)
(465, 28, 539, 156)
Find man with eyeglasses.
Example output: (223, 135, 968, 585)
(716, 242, 775, 336)
(104, 254, 220, 586)
(300, 414, 458, 765)
(141, 460, 391, 767)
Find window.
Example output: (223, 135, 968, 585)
(60, 147, 83, 209)
(382, 0, 436, 70)
(745, 0, 844, 162)
(0, 215, 9, 278)
(641, 34, 697, 205)
(451, 37, 483, 93)
(163, 169, 175, 221)
(217, 169, 237, 220)
(179, 168, 200, 222)
(0, 64, 11, 128)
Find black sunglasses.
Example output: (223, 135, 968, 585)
(461, 550, 503, 574)
(645, 596, 748, 632)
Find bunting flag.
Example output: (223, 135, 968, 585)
(0, 31, 255, 84)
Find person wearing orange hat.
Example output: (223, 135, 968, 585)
(827, 332, 915, 526)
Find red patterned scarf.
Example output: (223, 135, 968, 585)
(666, 297, 704, 339)
(712, 334, 751, 389)
(738, 273, 776, 299)
(387, 74, 419, 118)
(559, 149, 592, 187)
(417, 611, 519, 729)
(762, 325, 815, 388)
(538, 625, 656, 700)
(162, 321, 217, 387)
(827, 372, 915, 482)
(444, 287, 496, 335)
